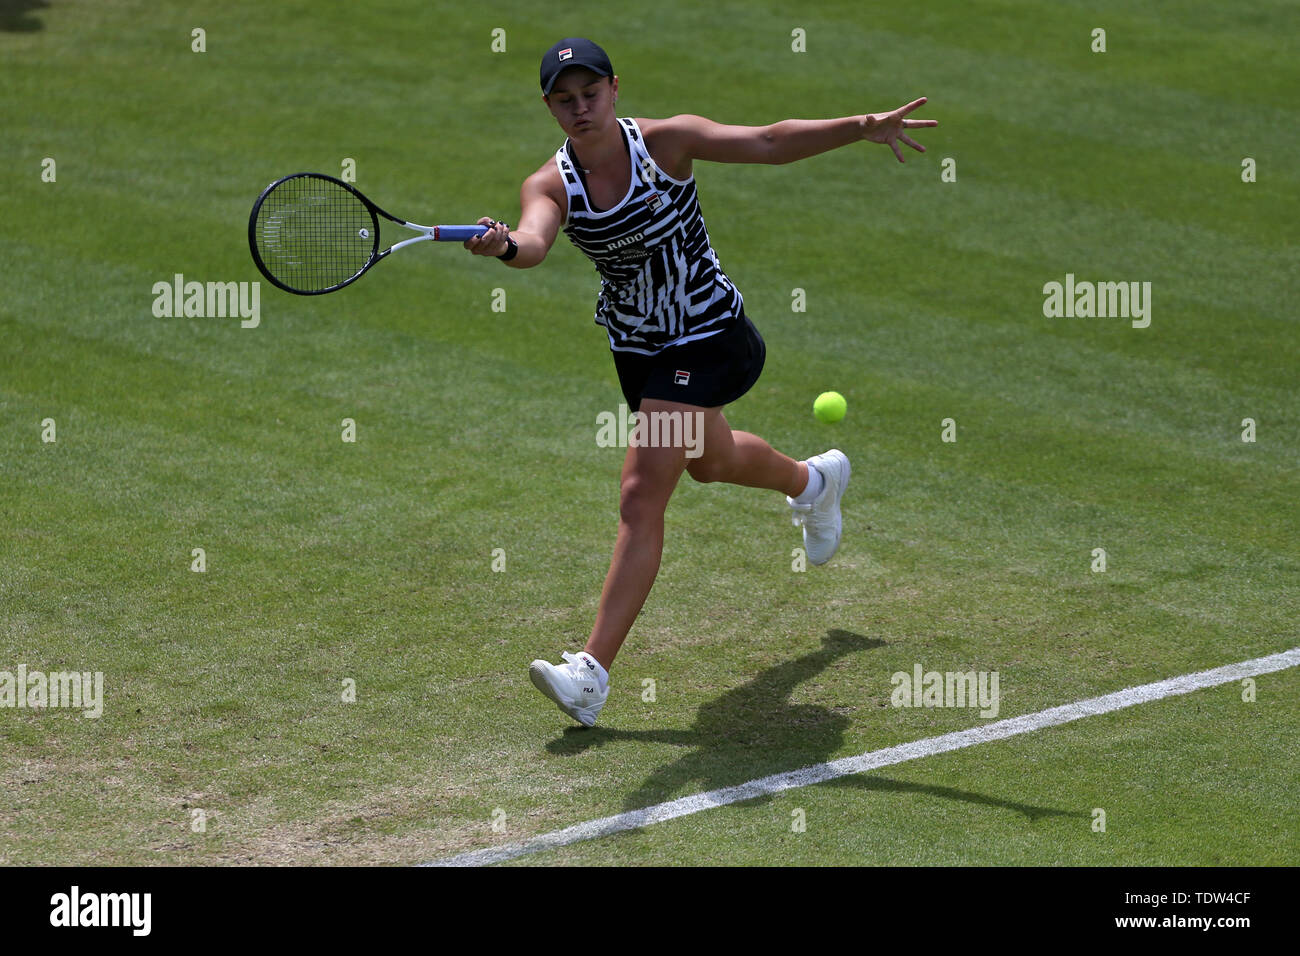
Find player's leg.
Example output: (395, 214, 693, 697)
(584, 399, 690, 668)
(687, 407, 850, 567)
(685, 407, 808, 495)
(529, 399, 688, 727)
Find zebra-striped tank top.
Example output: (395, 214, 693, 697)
(555, 117, 744, 355)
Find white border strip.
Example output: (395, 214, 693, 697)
(426, 647, 1300, 867)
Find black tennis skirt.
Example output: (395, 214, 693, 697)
(611, 309, 766, 412)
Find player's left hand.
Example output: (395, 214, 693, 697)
(862, 97, 937, 163)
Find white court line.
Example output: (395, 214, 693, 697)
(426, 646, 1300, 867)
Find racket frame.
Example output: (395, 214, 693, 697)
(248, 171, 488, 295)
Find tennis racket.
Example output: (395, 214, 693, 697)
(248, 172, 491, 295)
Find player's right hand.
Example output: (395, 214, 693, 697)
(465, 217, 511, 256)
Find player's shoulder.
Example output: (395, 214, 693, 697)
(635, 116, 696, 180)
(636, 114, 710, 138)
(523, 156, 566, 205)
(636, 114, 678, 143)
(635, 114, 704, 128)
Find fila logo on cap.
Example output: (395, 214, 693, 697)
(558, 48, 573, 61)
(674, 370, 690, 385)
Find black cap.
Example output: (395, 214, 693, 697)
(540, 38, 613, 94)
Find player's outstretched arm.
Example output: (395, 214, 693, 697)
(655, 98, 937, 168)
(464, 167, 564, 268)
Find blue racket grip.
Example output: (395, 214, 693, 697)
(436, 224, 492, 241)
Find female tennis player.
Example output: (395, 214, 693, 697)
(465, 38, 935, 727)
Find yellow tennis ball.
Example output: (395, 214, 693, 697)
(813, 391, 846, 423)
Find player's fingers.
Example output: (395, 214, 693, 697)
(899, 133, 925, 152)
(890, 139, 906, 162)
(896, 96, 927, 117)
(466, 217, 492, 251)
(903, 119, 939, 128)
(466, 220, 505, 254)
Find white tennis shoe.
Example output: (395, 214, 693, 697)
(787, 449, 850, 565)
(529, 651, 608, 727)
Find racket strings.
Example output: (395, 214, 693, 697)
(253, 176, 374, 293)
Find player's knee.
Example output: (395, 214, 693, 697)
(618, 474, 668, 527)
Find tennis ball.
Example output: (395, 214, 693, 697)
(813, 391, 846, 423)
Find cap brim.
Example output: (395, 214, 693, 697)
(543, 62, 611, 94)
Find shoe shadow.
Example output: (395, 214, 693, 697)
(0, 0, 50, 32)
(548, 628, 1080, 824)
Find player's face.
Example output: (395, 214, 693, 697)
(544, 68, 617, 139)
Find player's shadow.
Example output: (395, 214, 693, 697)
(0, 0, 49, 32)
(822, 775, 1089, 823)
(550, 627, 872, 809)
(549, 627, 1076, 823)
